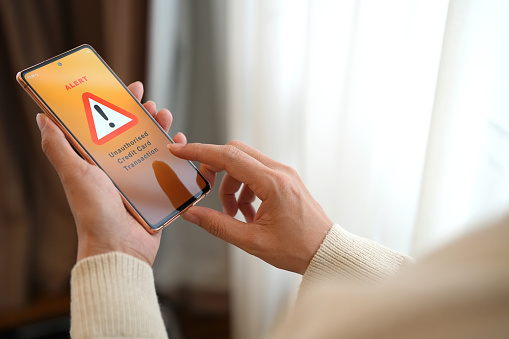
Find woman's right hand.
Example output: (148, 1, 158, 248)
(168, 140, 333, 274)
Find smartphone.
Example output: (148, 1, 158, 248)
(17, 44, 210, 233)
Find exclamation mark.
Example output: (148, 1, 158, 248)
(94, 104, 115, 128)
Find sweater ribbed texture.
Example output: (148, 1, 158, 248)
(301, 224, 413, 291)
(70, 219, 509, 339)
(70, 252, 168, 338)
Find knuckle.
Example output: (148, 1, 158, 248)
(206, 218, 226, 239)
(188, 143, 204, 160)
(191, 142, 203, 152)
(222, 144, 243, 162)
(226, 140, 244, 148)
(273, 170, 292, 186)
(281, 164, 299, 177)
(273, 170, 300, 197)
(40, 135, 60, 164)
(40, 134, 53, 155)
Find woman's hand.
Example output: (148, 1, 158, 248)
(37, 81, 185, 265)
(168, 141, 333, 274)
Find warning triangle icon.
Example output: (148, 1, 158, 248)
(82, 92, 138, 145)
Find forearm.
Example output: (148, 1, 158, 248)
(301, 224, 413, 291)
(70, 252, 167, 338)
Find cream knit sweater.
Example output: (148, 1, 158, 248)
(70, 220, 509, 338)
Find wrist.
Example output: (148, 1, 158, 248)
(297, 220, 333, 274)
(77, 242, 152, 265)
(77, 239, 121, 262)
(76, 231, 157, 266)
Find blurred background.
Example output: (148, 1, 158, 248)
(1, 0, 509, 338)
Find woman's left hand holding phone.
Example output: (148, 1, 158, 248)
(36, 81, 183, 265)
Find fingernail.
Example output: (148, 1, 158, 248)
(183, 210, 200, 225)
(36, 114, 46, 131)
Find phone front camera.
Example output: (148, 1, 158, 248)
(58, 62, 62, 66)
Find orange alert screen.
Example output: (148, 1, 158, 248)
(20, 45, 209, 229)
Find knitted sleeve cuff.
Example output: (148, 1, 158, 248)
(301, 224, 413, 290)
(70, 252, 168, 338)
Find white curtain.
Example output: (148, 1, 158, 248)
(413, 0, 509, 254)
(222, 0, 509, 338)
(147, 0, 509, 338)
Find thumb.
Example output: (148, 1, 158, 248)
(183, 206, 250, 247)
(37, 114, 86, 179)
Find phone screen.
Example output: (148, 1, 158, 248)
(19, 45, 209, 231)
